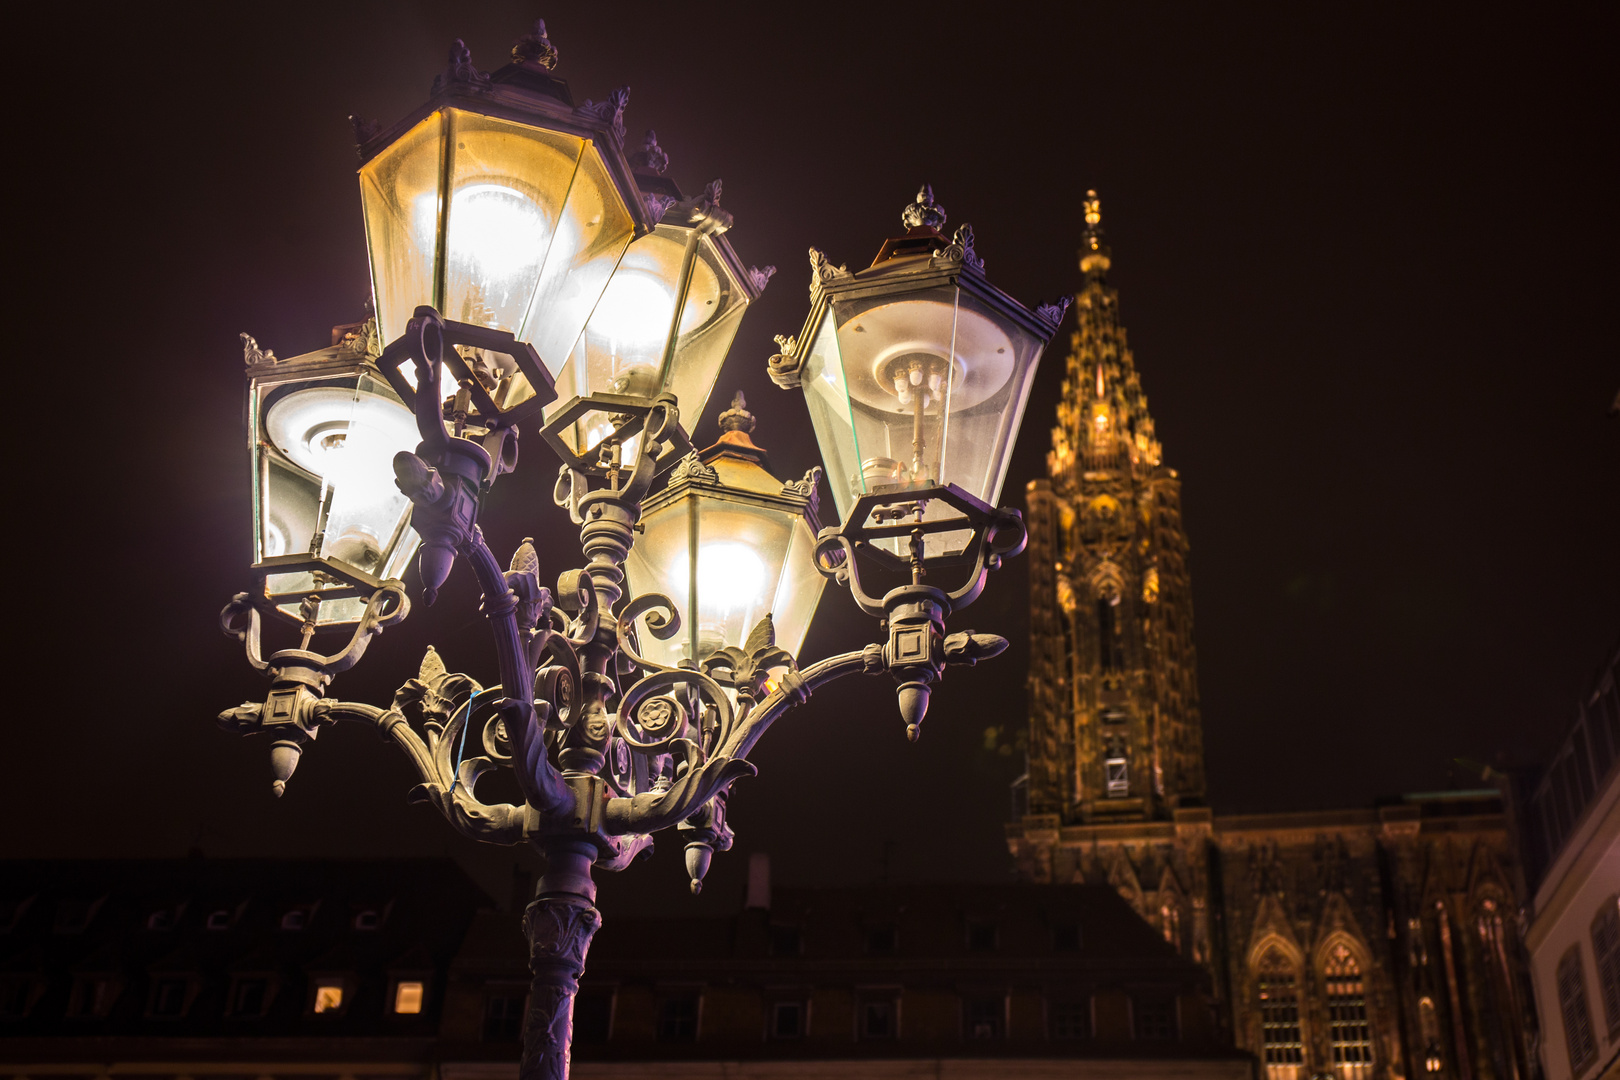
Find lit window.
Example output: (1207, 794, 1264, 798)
(312, 981, 344, 1014)
(1105, 755, 1129, 797)
(1323, 943, 1373, 1078)
(1256, 946, 1303, 1080)
(1557, 944, 1599, 1074)
(394, 981, 424, 1014)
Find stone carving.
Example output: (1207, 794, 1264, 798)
(807, 247, 848, 301)
(935, 222, 984, 271)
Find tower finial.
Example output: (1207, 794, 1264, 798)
(1079, 188, 1111, 279)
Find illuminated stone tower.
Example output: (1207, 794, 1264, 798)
(1023, 191, 1205, 824)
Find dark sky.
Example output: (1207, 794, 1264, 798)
(14, 3, 1616, 914)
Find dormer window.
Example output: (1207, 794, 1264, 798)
(206, 909, 234, 931)
(354, 909, 382, 931)
(280, 903, 318, 931)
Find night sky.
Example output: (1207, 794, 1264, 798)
(15, 3, 1616, 914)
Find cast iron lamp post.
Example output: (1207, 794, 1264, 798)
(216, 21, 1066, 1080)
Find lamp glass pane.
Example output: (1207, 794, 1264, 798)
(798, 308, 860, 523)
(625, 493, 816, 668)
(360, 114, 445, 342)
(552, 227, 750, 457)
(518, 137, 637, 377)
(252, 368, 421, 626)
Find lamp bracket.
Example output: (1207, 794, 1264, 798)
(539, 391, 690, 480)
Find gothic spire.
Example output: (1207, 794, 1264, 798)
(1048, 190, 1163, 484)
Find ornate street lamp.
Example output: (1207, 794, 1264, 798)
(217, 23, 1054, 1080)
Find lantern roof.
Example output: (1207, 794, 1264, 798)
(349, 20, 655, 236)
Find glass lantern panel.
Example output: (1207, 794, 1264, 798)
(773, 517, 827, 663)
(360, 114, 445, 342)
(821, 283, 1042, 558)
(623, 494, 802, 668)
(798, 308, 860, 525)
(518, 137, 637, 379)
(252, 370, 422, 626)
(551, 226, 749, 456)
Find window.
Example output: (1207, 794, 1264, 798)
(483, 991, 526, 1041)
(354, 909, 382, 931)
(771, 1000, 804, 1038)
(146, 905, 183, 931)
(964, 994, 1004, 1039)
(1134, 995, 1177, 1041)
(575, 987, 613, 1043)
(657, 992, 700, 1042)
(867, 926, 897, 955)
(312, 980, 345, 1014)
(1052, 923, 1081, 952)
(1051, 997, 1089, 1039)
(769, 924, 801, 957)
(1323, 943, 1374, 1079)
(280, 907, 311, 931)
(860, 994, 898, 1039)
(206, 909, 234, 931)
(67, 976, 121, 1018)
(1097, 599, 1124, 671)
(1256, 947, 1304, 1079)
(148, 977, 190, 1018)
(1556, 945, 1598, 1074)
(1160, 902, 1182, 951)
(228, 976, 271, 1017)
(1592, 897, 1620, 1039)
(393, 980, 424, 1014)
(0, 975, 38, 1019)
(968, 921, 998, 952)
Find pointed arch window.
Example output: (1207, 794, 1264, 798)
(1256, 946, 1303, 1080)
(1323, 943, 1374, 1079)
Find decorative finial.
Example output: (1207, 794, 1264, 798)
(701, 178, 723, 207)
(512, 19, 559, 69)
(435, 38, 490, 92)
(902, 184, 947, 231)
(1079, 187, 1112, 279)
(630, 129, 669, 174)
(747, 265, 776, 293)
(578, 87, 630, 143)
(717, 391, 755, 434)
(241, 332, 275, 366)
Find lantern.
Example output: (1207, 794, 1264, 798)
(243, 325, 420, 628)
(772, 185, 1067, 557)
(622, 394, 824, 667)
(355, 24, 650, 426)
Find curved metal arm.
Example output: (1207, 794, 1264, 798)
(461, 526, 572, 816)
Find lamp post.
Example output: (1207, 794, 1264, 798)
(217, 21, 1063, 1080)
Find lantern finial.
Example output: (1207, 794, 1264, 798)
(718, 391, 755, 434)
(1080, 188, 1112, 280)
(512, 19, 559, 69)
(902, 184, 947, 232)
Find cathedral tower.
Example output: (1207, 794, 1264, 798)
(1024, 191, 1205, 824)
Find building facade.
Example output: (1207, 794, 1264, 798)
(1008, 194, 1538, 1080)
(1516, 641, 1620, 1080)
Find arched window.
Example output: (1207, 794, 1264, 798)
(1323, 942, 1374, 1079)
(1256, 946, 1304, 1080)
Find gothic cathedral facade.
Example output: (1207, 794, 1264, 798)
(1008, 194, 1537, 1080)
